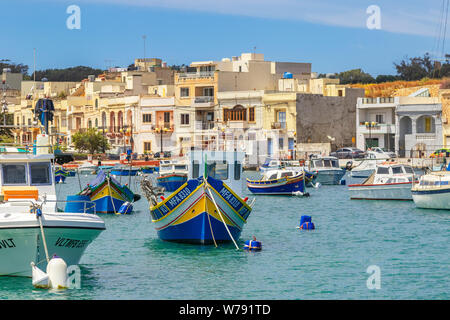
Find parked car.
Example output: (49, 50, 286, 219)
(330, 147, 366, 159)
(430, 148, 450, 158)
(153, 151, 172, 159)
(369, 147, 397, 159)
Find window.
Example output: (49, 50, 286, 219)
(268, 173, 277, 180)
(376, 114, 384, 123)
(323, 159, 332, 167)
(203, 87, 214, 97)
(181, 114, 189, 125)
(164, 112, 171, 123)
(392, 166, 403, 174)
(249, 107, 255, 122)
(281, 172, 293, 177)
(144, 142, 151, 152)
(377, 167, 389, 174)
(207, 161, 228, 180)
(279, 138, 284, 150)
(143, 114, 152, 123)
(180, 87, 189, 97)
(404, 166, 414, 174)
(2, 164, 26, 184)
(30, 163, 51, 185)
(224, 105, 246, 121)
(278, 111, 286, 129)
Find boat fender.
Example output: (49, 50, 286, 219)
(118, 201, 133, 214)
(160, 196, 165, 201)
(340, 179, 346, 185)
(297, 215, 315, 230)
(243, 197, 248, 202)
(303, 192, 310, 197)
(133, 194, 141, 202)
(244, 236, 262, 251)
(46, 255, 68, 289)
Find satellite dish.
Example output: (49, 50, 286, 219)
(327, 135, 335, 141)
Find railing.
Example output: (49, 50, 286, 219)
(3, 199, 97, 214)
(195, 121, 215, 130)
(361, 97, 395, 104)
(193, 96, 214, 104)
(271, 122, 286, 129)
(177, 71, 215, 79)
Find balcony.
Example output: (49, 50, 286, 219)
(227, 120, 249, 129)
(191, 96, 215, 108)
(195, 121, 215, 131)
(177, 71, 215, 79)
(358, 123, 396, 135)
(271, 122, 287, 130)
(154, 123, 174, 133)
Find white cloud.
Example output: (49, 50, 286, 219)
(44, 0, 445, 37)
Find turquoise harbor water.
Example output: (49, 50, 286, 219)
(0, 172, 449, 300)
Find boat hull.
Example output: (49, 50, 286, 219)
(315, 169, 345, 185)
(157, 174, 188, 192)
(110, 169, 139, 176)
(55, 175, 66, 183)
(0, 214, 105, 277)
(150, 177, 251, 244)
(412, 188, 450, 209)
(349, 182, 412, 200)
(247, 175, 305, 195)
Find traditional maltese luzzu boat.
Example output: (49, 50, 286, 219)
(246, 169, 306, 195)
(143, 151, 254, 244)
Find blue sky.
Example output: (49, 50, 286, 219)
(0, 0, 447, 76)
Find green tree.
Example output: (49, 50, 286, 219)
(72, 128, 109, 155)
(336, 69, 375, 84)
(394, 53, 434, 80)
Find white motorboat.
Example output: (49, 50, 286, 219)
(0, 138, 105, 277)
(348, 163, 416, 200)
(349, 153, 391, 179)
(308, 155, 345, 185)
(77, 162, 98, 174)
(412, 170, 450, 209)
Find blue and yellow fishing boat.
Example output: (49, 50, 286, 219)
(55, 167, 68, 183)
(246, 169, 306, 195)
(78, 170, 140, 213)
(143, 151, 254, 244)
(156, 161, 188, 192)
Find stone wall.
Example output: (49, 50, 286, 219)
(295, 88, 364, 151)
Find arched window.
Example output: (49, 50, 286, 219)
(102, 112, 106, 129)
(95, 118, 98, 128)
(95, 99, 99, 109)
(110, 112, 115, 132)
(118, 111, 123, 131)
(223, 105, 246, 121)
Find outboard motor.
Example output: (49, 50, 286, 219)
(345, 161, 353, 171)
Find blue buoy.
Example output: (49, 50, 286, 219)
(299, 215, 315, 230)
(244, 236, 262, 251)
(118, 201, 133, 214)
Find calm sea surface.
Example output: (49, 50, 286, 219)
(0, 172, 449, 300)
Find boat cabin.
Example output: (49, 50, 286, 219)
(309, 156, 340, 170)
(188, 151, 245, 196)
(371, 164, 415, 184)
(262, 169, 300, 181)
(159, 160, 188, 175)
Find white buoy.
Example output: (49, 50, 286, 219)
(31, 262, 49, 289)
(46, 256, 68, 289)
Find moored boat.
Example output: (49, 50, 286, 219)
(412, 170, 450, 209)
(156, 160, 188, 192)
(308, 155, 345, 185)
(78, 170, 140, 213)
(246, 169, 306, 195)
(110, 166, 140, 176)
(142, 151, 254, 244)
(54, 167, 68, 183)
(0, 138, 105, 277)
(348, 163, 416, 200)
